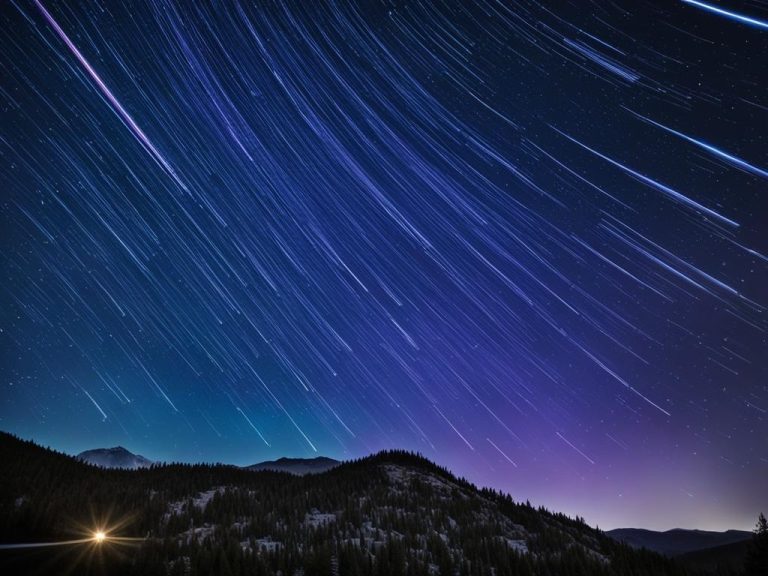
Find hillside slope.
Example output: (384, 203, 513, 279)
(676, 539, 752, 573)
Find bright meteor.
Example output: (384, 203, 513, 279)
(681, 0, 768, 30)
(33, 0, 188, 192)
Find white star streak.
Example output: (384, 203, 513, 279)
(552, 126, 740, 228)
(556, 432, 595, 465)
(433, 405, 475, 451)
(81, 387, 107, 421)
(486, 438, 518, 467)
(236, 407, 270, 447)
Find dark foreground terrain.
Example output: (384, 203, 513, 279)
(0, 432, 755, 575)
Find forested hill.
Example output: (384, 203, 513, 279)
(1, 431, 696, 576)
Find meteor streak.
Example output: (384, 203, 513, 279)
(681, 0, 768, 30)
(626, 108, 768, 180)
(553, 126, 740, 228)
(33, 0, 188, 192)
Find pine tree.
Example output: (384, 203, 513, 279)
(745, 513, 768, 576)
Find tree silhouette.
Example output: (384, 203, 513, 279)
(744, 512, 768, 576)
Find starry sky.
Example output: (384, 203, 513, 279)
(1, 0, 766, 531)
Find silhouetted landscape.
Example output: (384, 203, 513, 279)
(2, 433, 767, 575)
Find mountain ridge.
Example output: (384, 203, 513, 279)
(74, 445, 341, 475)
(606, 527, 752, 557)
(245, 455, 340, 475)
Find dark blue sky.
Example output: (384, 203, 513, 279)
(1, 0, 766, 531)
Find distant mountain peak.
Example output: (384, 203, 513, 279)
(245, 455, 340, 475)
(77, 446, 153, 469)
(95, 446, 131, 454)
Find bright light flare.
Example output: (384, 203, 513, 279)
(93, 531, 107, 543)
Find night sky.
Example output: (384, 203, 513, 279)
(1, 0, 766, 531)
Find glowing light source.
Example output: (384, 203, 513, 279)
(93, 531, 106, 543)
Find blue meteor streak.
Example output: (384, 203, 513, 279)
(626, 108, 768, 180)
(681, 0, 768, 30)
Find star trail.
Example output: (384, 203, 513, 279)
(1, 1, 766, 531)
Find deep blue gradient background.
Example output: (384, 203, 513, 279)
(1, 0, 766, 530)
